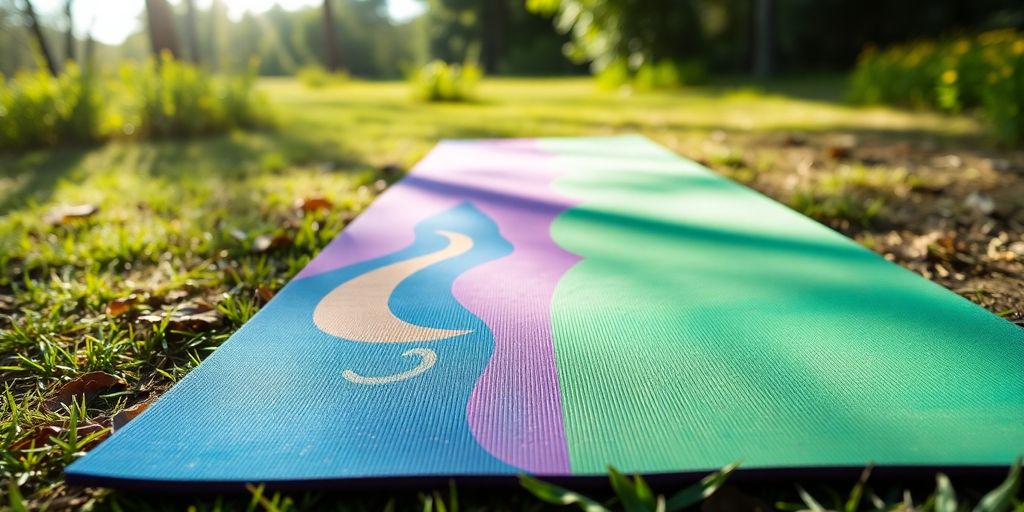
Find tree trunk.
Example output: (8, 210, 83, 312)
(208, 0, 223, 71)
(22, 0, 59, 76)
(63, 0, 75, 63)
(480, 0, 507, 73)
(752, 0, 774, 76)
(184, 0, 201, 64)
(145, 0, 182, 59)
(322, 0, 340, 71)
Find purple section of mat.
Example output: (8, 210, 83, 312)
(294, 139, 579, 473)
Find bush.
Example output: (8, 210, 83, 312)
(119, 53, 271, 139)
(0, 54, 271, 150)
(0, 63, 103, 150)
(848, 30, 1024, 146)
(597, 59, 708, 91)
(296, 66, 349, 88)
(408, 60, 482, 102)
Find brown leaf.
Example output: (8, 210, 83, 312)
(44, 204, 99, 225)
(9, 425, 64, 450)
(138, 301, 223, 331)
(782, 133, 807, 147)
(825, 145, 852, 160)
(9, 423, 109, 452)
(45, 372, 127, 412)
(295, 196, 333, 213)
(76, 423, 111, 451)
(256, 286, 275, 303)
(106, 298, 134, 317)
(252, 233, 292, 253)
(112, 399, 155, 431)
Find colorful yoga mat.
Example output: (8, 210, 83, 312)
(66, 136, 1024, 487)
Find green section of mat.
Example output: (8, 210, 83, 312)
(544, 136, 1024, 473)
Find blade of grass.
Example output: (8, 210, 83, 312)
(974, 458, 1021, 512)
(665, 461, 741, 512)
(935, 473, 957, 512)
(519, 473, 610, 512)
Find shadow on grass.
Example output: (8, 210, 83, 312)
(0, 127, 372, 216)
(0, 147, 89, 215)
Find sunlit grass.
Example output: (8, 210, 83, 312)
(0, 76, 1017, 510)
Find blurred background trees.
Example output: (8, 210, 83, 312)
(2, 0, 1022, 79)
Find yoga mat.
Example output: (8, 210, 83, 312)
(66, 136, 1024, 488)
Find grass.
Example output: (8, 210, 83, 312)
(1, 76, 1022, 510)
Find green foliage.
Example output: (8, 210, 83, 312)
(120, 53, 271, 139)
(527, 0, 705, 75)
(786, 460, 1023, 512)
(0, 63, 103, 150)
(409, 60, 482, 102)
(296, 66, 349, 89)
(0, 55, 270, 150)
(848, 30, 1024, 145)
(598, 58, 709, 90)
(519, 461, 740, 512)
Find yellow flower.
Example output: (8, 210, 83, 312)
(1013, 40, 1024, 55)
(942, 69, 958, 84)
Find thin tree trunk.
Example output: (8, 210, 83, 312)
(481, 0, 496, 72)
(63, 0, 75, 63)
(322, 0, 339, 71)
(145, 0, 181, 59)
(752, 0, 774, 76)
(22, 0, 59, 76)
(184, 0, 201, 64)
(208, 0, 222, 71)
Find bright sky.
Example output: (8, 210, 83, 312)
(30, 0, 426, 45)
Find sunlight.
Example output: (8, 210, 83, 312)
(30, 0, 425, 45)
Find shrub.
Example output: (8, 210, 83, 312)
(597, 58, 708, 91)
(0, 63, 103, 150)
(0, 54, 271, 151)
(848, 30, 1024, 145)
(296, 66, 349, 88)
(408, 60, 482, 102)
(119, 53, 270, 139)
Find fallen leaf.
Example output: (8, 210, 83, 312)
(9, 425, 64, 450)
(112, 399, 155, 431)
(44, 204, 99, 225)
(256, 286, 275, 302)
(45, 372, 127, 412)
(76, 423, 111, 450)
(138, 301, 223, 331)
(825, 145, 852, 159)
(295, 196, 333, 213)
(9, 423, 109, 452)
(782, 133, 807, 146)
(106, 297, 136, 317)
(252, 233, 292, 253)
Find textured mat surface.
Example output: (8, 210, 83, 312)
(67, 136, 1024, 487)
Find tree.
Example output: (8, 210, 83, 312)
(184, 0, 201, 64)
(322, 0, 341, 71)
(527, 0, 704, 73)
(751, 0, 774, 76)
(21, 0, 59, 76)
(145, 0, 181, 58)
(63, 0, 74, 63)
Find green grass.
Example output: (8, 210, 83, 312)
(1, 76, 1021, 510)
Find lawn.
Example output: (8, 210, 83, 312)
(1, 77, 1022, 510)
